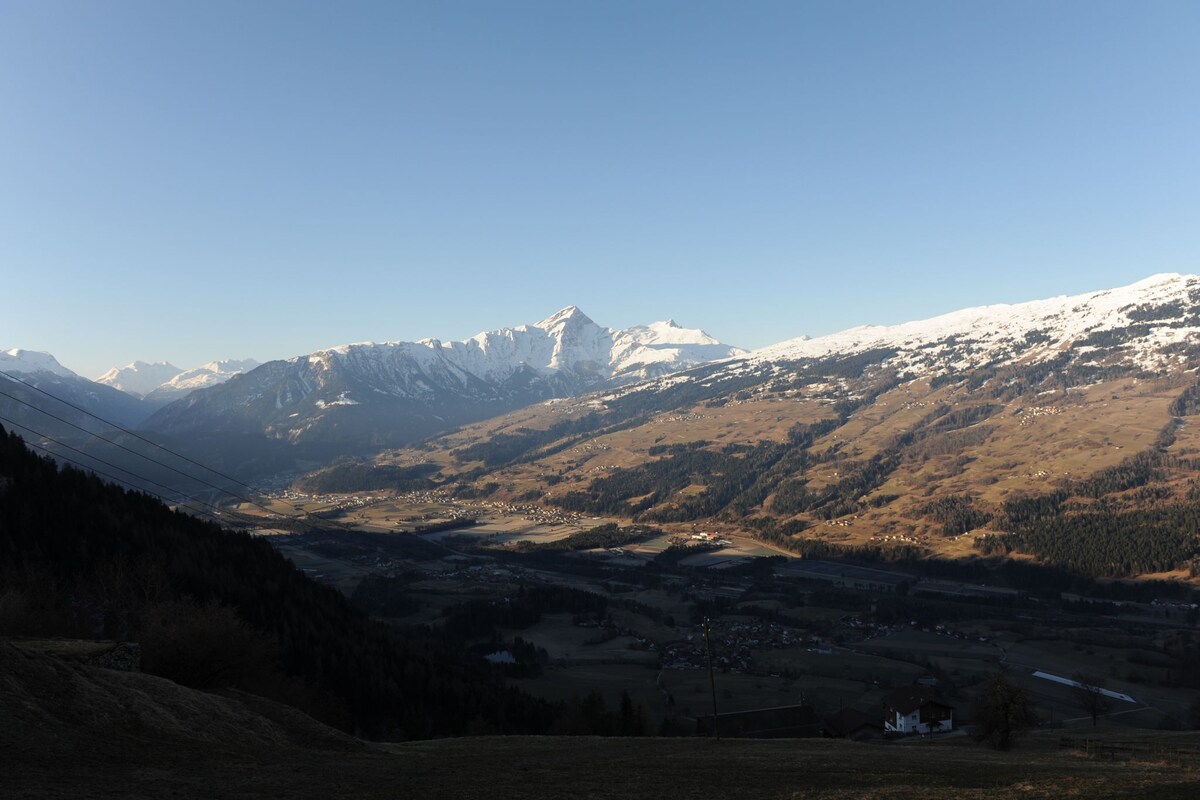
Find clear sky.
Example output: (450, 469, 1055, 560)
(2, 0, 1198, 378)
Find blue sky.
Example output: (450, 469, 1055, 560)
(2, 0, 1198, 378)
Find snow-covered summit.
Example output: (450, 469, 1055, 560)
(140, 308, 745, 468)
(301, 307, 745, 393)
(536, 305, 593, 331)
(620, 319, 725, 347)
(611, 320, 744, 377)
(96, 361, 184, 398)
(154, 359, 260, 396)
(1, 348, 158, 428)
(751, 273, 1200, 375)
(0, 349, 79, 379)
(95, 357, 259, 400)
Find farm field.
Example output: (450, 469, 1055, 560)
(512, 663, 664, 721)
(507, 613, 657, 664)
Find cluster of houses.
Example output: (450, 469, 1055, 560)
(696, 686, 956, 740)
(660, 620, 821, 672)
(689, 532, 733, 545)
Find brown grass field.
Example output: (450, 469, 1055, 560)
(349, 373, 1200, 569)
(11, 729, 1200, 799)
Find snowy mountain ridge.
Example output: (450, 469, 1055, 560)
(139, 308, 745, 473)
(299, 306, 744, 395)
(151, 359, 261, 398)
(96, 361, 184, 398)
(749, 273, 1200, 376)
(96, 358, 260, 401)
(0, 349, 157, 430)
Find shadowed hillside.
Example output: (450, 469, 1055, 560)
(0, 425, 554, 738)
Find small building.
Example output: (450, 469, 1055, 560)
(882, 687, 954, 735)
(696, 704, 822, 738)
(822, 708, 884, 741)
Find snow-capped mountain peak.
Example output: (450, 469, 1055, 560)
(294, 308, 742, 391)
(157, 359, 260, 394)
(630, 320, 723, 346)
(536, 305, 593, 331)
(141, 309, 745, 471)
(0, 349, 79, 379)
(1, 349, 158, 429)
(96, 360, 184, 398)
(94, 357, 259, 401)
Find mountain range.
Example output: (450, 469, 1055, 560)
(10, 273, 1200, 548)
(0, 348, 152, 431)
(2, 310, 745, 477)
(351, 273, 1200, 581)
(96, 359, 261, 402)
(138, 307, 745, 473)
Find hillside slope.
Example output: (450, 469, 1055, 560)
(2, 647, 1196, 800)
(358, 275, 1200, 581)
(0, 639, 360, 757)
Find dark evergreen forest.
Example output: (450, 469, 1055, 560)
(0, 426, 556, 739)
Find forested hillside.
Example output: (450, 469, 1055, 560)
(0, 426, 554, 739)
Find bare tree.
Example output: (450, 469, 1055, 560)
(1071, 673, 1112, 727)
(972, 668, 1039, 750)
(1186, 695, 1200, 731)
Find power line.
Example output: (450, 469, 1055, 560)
(0, 383, 285, 521)
(12, 428, 503, 680)
(14, 431, 229, 529)
(0, 368, 259, 493)
(0, 414, 236, 522)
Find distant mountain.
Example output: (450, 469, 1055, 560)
(0, 348, 78, 379)
(140, 309, 744, 474)
(144, 359, 261, 402)
(0, 348, 154, 431)
(97, 358, 259, 402)
(1, 352, 262, 497)
(96, 360, 185, 398)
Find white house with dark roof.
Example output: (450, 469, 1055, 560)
(882, 687, 954, 735)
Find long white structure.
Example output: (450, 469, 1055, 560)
(1031, 671, 1135, 703)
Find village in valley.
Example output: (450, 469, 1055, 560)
(243, 485, 1200, 743)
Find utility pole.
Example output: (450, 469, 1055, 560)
(704, 616, 719, 740)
